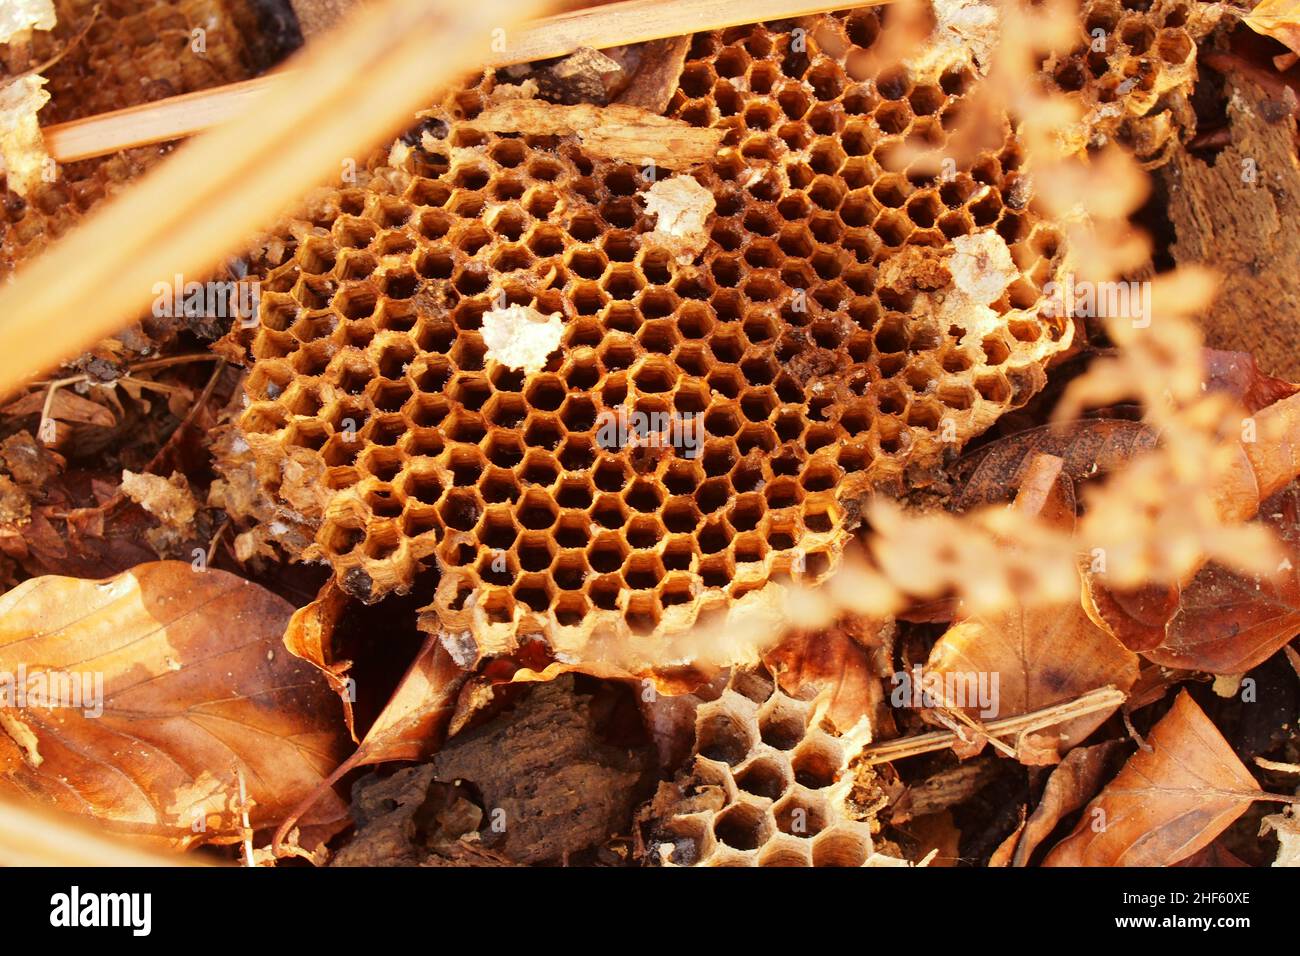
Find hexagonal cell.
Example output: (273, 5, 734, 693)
(517, 530, 558, 572)
(811, 827, 871, 867)
(773, 792, 829, 838)
(587, 531, 630, 575)
(735, 756, 792, 801)
(623, 552, 666, 591)
(515, 488, 559, 530)
(522, 414, 566, 451)
(513, 573, 555, 613)
(625, 513, 665, 550)
(713, 801, 773, 852)
(625, 591, 662, 635)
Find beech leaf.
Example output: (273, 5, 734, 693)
(0, 562, 351, 849)
(1043, 691, 1262, 866)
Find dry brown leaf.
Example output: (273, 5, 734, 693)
(927, 456, 1138, 760)
(926, 601, 1138, 761)
(2, 387, 115, 428)
(1244, 0, 1300, 56)
(762, 619, 890, 736)
(0, 562, 350, 849)
(957, 420, 1157, 511)
(1261, 806, 1300, 866)
(282, 579, 358, 739)
(1009, 741, 1125, 866)
(274, 630, 469, 852)
(906, 811, 962, 867)
(1203, 349, 1300, 415)
(1043, 692, 1262, 866)
(1169, 839, 1250, 866)
(1089, 483, 1300, 671)
(989, 817, 1025, 867)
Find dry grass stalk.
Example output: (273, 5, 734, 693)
(859, 687, 1130, 765)
(43, 75, 272, 163)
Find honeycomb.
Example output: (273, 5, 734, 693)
(640, 666, 899, 867)
(231, 6, 1077, 664)
(1038, 0, 1213, 164)
(1, 0, 266, 277)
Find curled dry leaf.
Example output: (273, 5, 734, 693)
(761, 618, 892, 737)
(956, 420, 1157, 510)
(1043, 692, 1263, 866)
(1006, 740, 1126, 866)
(1088, 482, 1300, 671)
(2, 387, 115, 428)
(0, 562, 350, 849)
(1261, 807, 1300, 866)
(926, 604, 1137, 762)
(274, 631, 468, 853)
(1244, 0, 1300, 57)
(1203, 349, 1300, 414)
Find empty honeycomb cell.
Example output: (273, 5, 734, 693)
(232, 6, 1081, 651)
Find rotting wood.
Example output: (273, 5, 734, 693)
(1167, 69, 1300, 380)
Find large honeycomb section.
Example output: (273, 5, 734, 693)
(2, 0, 266, 277)
(641, 667, 899, 867)
(233, 7, 1075, 663)
(1039, 0, 1216, 164)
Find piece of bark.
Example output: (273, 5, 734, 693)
(889, 760, 1003, 823)
(334, 677, 655, 865)
(1167, 70, 1300, 379)
(613, 36, 692, 114)
(532, 47, 624, 104)
(470, 100, 724, 168)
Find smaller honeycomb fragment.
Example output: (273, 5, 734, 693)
(1039, 0, 1219, 164)
(642, 666, 902, 867)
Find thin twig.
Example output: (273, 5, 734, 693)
(15, 4, 100, 81)
(37, 375, 84, 446)
(859, 687, 1129, 765)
